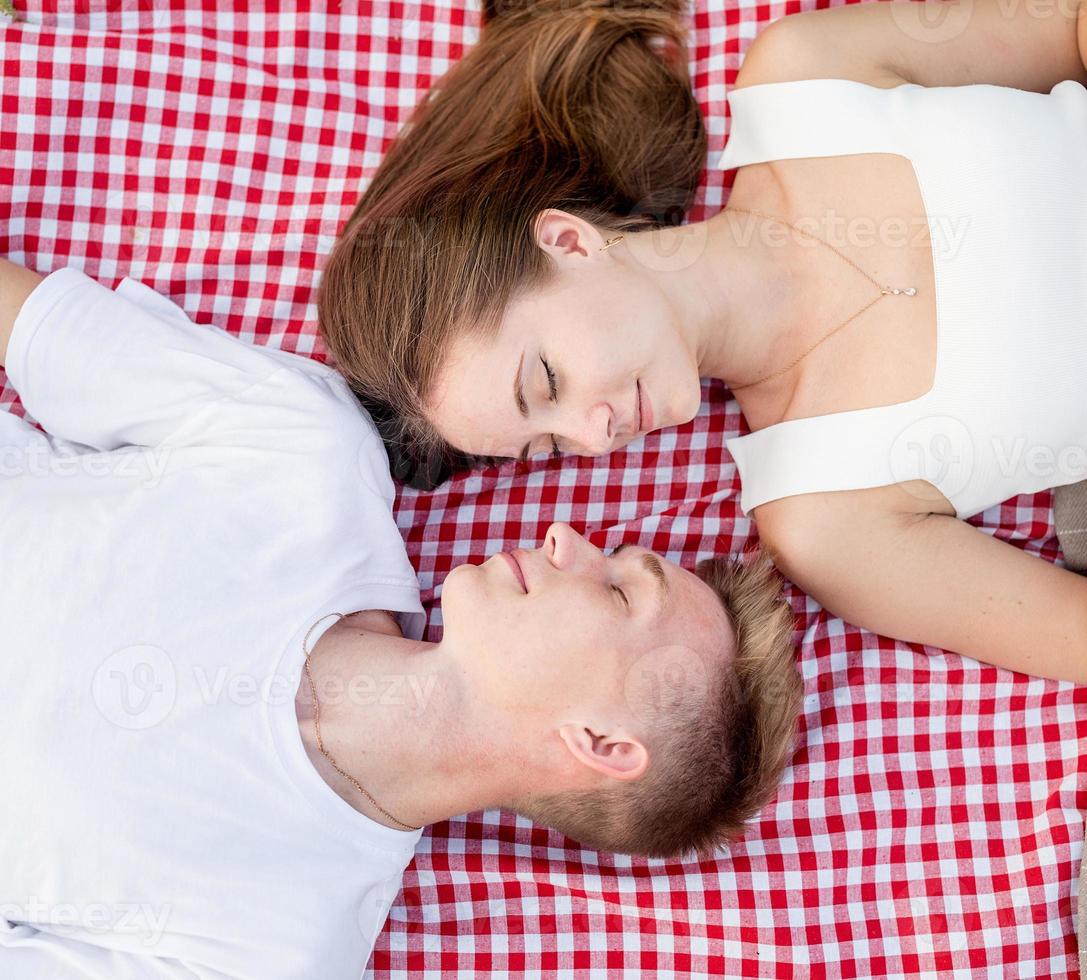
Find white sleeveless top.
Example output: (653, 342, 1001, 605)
(713, 78, 1087, 520)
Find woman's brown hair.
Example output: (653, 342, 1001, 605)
(317, 0, 708, 488)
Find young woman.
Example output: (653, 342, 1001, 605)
(317, 0, 1087, 685)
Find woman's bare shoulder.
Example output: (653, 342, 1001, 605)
(733, 12, 911, 93)
(736, 0, 1087, 95)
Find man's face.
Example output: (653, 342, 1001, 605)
(439, 523, 736, 735)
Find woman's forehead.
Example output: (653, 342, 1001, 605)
(427, 331, 526, 457)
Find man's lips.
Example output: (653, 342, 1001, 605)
(500, 551, 528, 593)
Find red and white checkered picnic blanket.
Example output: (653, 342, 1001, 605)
(2, 1, 1084, 976)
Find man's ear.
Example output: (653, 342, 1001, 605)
(557, 723, 649, 782)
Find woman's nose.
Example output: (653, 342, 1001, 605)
(570, 402, 614, 456)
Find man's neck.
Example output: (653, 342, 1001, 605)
(294, 617, 512, 832)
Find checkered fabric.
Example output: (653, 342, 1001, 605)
(2, 1, 1084, 977)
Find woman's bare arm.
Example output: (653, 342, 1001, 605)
(0, 259, 44, 368)
(742, 0, 1087, 95)
(761, 499, 1087, 685)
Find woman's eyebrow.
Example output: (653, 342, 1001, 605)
(513, 350, 528, 417)
(513, 349, 532, 462)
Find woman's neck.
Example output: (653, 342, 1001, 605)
(676, 205, 810, 399)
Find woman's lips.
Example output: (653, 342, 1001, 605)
(637, 380, 654, 434)
(500, 551, 528, 593)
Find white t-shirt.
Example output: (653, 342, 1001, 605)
(0, 268, 427, 979)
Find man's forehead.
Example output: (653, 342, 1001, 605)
(658, 560, 732, 643)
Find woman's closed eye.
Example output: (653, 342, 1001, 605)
(541, 354, 561, 456)
(541, 354, 558, 402)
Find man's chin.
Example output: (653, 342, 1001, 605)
(442, 561, 474, 588)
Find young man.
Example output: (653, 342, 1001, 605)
(0, 261, 802, 979)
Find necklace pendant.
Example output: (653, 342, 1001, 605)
(881, 285, 918, 297)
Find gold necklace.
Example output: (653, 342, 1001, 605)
(302, 612, 422, 832)
(723, 206, 918, 391)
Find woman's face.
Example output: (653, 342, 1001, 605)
(426, 236, 704, 461)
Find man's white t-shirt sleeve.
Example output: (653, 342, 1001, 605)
(5, 265, 429, 635)
(5, 267, 302, 451)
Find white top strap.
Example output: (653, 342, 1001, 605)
(713, 77, 914, 171)
(723, 398, 967, 516)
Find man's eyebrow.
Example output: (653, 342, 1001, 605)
(641, 552, 670, 620)
(514, 349, 530, 462)
(612, 543, 670, 618)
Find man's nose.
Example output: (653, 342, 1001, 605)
(543, 522, 605, 571)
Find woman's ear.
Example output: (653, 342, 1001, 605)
(533, 210, 601, 260)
